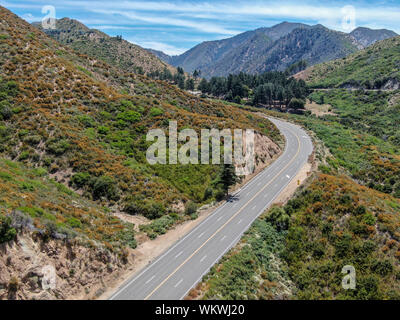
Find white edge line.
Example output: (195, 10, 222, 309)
(110, 120, 307, 300)
(178, 127, 312, 300)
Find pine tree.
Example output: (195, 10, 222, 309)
(198, 78, 209, 92)
(219, 164, 239, 197)
(185, 78, 195, 90)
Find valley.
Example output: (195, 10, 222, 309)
(0, 2, 399, 303)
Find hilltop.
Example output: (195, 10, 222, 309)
(33, 18, 176, 76)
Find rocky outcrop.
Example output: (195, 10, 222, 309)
(0, 233, 131, 300)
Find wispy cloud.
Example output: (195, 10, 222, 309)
(4, 0, 400, 54)
(135, 41, 188, 55)
(91, 9, 239, 35)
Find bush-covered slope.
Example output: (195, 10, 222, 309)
(0, 158, 136, 251)
(0, 6, 282, 219)
(302, 36, 400, 89)
(195, 173, 400, 300)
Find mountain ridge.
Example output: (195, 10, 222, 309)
(33, 17, 176, 76)
(150, 22, 397, 78)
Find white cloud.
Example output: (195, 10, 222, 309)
(91, 9, 239, 35)
(135, 41, 188, 55)
(20, 13, 43, 22)
(63, 1, 400, 25)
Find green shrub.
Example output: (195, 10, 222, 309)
(116, 110, 141, 123)
(77, 115, 95, 128)
(362, 213, 377, 226)
(98, 126, 110, 135)
(203, 187, 213, 200)
(18, 151, 30, 161)
(149, 107, 164, 117)
(71, 172, 91, 188)
(17, 206, 45, 218)
(46, 139, 70, 155)
(288, 98, 305, 110)
(184, 201, 197, 215)
(125, 200, 165, 219)
(67, 217, 82, 229)
(0, 101, 12, 120)
(90, 175, 119, 201)
(24, 135, 42, 146)
(0, 215, 17, 243)
(265, 206, 290, 231)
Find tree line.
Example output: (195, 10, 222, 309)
(197, 71, 309, 109)
(148, 67, 198, 91)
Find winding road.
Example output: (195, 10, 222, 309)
(109, 117, 314, 300)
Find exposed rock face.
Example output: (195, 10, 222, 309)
(0, 233, 131, 300)
(383, 78, 400, 90)
(253, 133, 281, 170)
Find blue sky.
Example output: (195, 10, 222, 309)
(2, 0, 400, 55)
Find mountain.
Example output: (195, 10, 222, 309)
(298, 36, 400, 89)
(33, 18, 176, 76)
(204, 25, 361, 77)
(147, 48, 174, 65)
(162, 22, 309, 77)
(350, 27, 398, 47)
(152, 23, 397, 78)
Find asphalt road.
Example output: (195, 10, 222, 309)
(110, 117, 313, 300)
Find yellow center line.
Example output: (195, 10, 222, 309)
(144, 127, 301, 300)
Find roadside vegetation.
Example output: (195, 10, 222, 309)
(195, 36, 400, 300)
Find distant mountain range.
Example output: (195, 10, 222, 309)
(33, 18, 176, 76)
(149, 22, 397, 78)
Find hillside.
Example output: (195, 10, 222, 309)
(350, 27, 398, 48)
(33, 18, 176, 76)
(0, 5, 285, 299)
(193, 173, 400, 300)
(1, 5, 283, 215)
(152, 22, 396, 78)
(298, 36, 400, 89)
(164, 22, 308, 76)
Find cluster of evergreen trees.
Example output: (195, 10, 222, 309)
(197, 71, 309, 108)
(148, 67, 196, 90)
